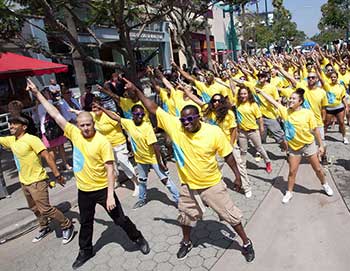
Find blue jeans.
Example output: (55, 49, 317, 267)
(137, 163, 179, 204)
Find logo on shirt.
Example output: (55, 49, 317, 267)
(236, 111, 243, 124)
(284, 121, 295, 141)
(130, 137, 137, 153)
(124, 110, 132, 119)
(172, 142, 185, 168)
(302, 99, 311, 109)
(162, 102, 169, 113)
(326, 92, 336, 105)
(253, 94, 262, 105)
(202, 93, 211, 103)
(73, 146, 85, 173)
(13, 155, 21, 172)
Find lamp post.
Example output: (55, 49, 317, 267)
(221, 4, 238, 61)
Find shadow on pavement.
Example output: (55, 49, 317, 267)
(335, 158, 350, 170)
(146, 187, 177, 207)
(153, 217, 242, 252)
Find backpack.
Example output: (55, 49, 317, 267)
(44, 113, 63, 141)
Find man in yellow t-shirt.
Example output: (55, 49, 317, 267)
(124, 78, 255, 262)
(0, 116, 73, 244)
(100, 104, 180, 209)
(26, 80, 150, 270)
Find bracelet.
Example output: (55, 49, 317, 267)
(55, 174, 62, 179)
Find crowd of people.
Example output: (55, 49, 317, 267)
(2, 43, 350, 269)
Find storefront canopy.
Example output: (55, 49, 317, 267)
(0, 52, 68, 79)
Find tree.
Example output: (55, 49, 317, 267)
(312, 0, 349, 44)
(0, 0, 174, 86)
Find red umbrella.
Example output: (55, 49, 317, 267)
(0, 52, 68, 79)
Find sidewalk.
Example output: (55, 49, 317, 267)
(212, 160, 350, 271)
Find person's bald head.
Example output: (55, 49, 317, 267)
(76, 112, 95, 138)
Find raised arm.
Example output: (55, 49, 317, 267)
(171, 61, 195, 83)
(154, 69, 174, 91)
(26, 79, 68, 130)
(94, 103, 121, 122)
(97, 84, 120, 104)
(182, 85, 205, 107)
(273, 62, 298, 88)
(122, 78, 158, 115)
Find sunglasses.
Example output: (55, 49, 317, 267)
(307, 76, 317, 79)
(211, 98, 222, 104)
(132, 112, 145, 117)
(179, 114, 199, 123)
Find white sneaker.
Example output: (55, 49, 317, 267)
(255, 152, 261, 162)
(282, 191, 293, 204)
(344, 138, 349, 145)
(323, 183, 334, 196)
(245, 191, 252, 198)
(132, 185, 139, 197)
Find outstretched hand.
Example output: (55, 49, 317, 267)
(26, 78, 39, 94)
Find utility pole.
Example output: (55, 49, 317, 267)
(205, 16, 213, 70)
(347, 0, 350, 41)
(265, 0, 269, 27)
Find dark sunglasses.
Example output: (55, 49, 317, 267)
(307, 76, 317, 79)
(211, 98, 223, 104)
(179, 114, 199, 123)
(132, 112, 145, 117)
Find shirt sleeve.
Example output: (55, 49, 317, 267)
(64, 122, 79, 141)
(321, 91, 328, 107)
(308, 111, 317, 130)
(194, 80, 206, 95)
(214, 127, 234, 158)
(146, 124, 158, 146)
(120, 118, 132, 132)
(243, 81, 256, 93)
(0, 136, 14, 149)
(29, 135, 47, 155)
(156, 107, 179, 137)
(100, 139, 114, 163)
(253, 103, 262, 119)
(276, 105, 288, 121)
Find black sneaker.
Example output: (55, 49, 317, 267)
(72, 250, 95, 270)
(242, 239, 255, 262)
(176, 241, 193, 260)
(135, 236, 150, 255)
(133, 200, 146, 209)
(32, 227, 51, 243)
(62, 224, 75, 245)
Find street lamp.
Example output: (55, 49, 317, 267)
(222, 4, 238, 61)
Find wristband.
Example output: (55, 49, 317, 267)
(55, 174, 62, 179)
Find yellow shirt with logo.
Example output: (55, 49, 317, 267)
(323, 82, 346, 108)
(159, 87, 176, 116)
(236, 101, 261, 131)
(203, 106, 237, 145)
(120, 119, 157, 164)
(244, 81, 280, 119)
(91, 112, 126, 147)
(0, 134, 47, 185)
(194, 80, 228, 103)
(120, 97, 150, 122)
(64, 123, 114, 192)
(301, 86, 328, 127)
(171, 89, 201, 117)
(156, 108, 232, 189)
(338, 72, 350, 88)
(277, 106, 316, 151)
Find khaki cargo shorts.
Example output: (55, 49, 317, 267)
(288, 141, 318, 157)
(177, 180, 243, 227)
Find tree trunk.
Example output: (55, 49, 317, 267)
(64, 8, 87, 95)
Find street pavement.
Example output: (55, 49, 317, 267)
(0, 126, 349, 271)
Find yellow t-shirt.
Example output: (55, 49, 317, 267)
(120, 97, 150, 122)
(203, 106, 237, 145)
(270, 76, 284, 88)
(218, 78, 237, 105)
(302, 87, 328, 127)
(338, 72, 350, 88)
(245, 81, 280, 119)
(156, 108, 232, 189)
(159, 87, 176, 116)
(171, 89, 201, 117)
(120, 119, 157, 164)
(194, 80, 228, 103)
(277, 106, 316, 151)
(323, 82, 346, 108)
(0, 134, 47, 185)
(64, 123, 114, 192)
(236, 101, 261, 131)
(91, 112, 126, 147)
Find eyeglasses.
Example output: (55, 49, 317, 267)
(307, 76, 317, 80)
(179, 114, 199, 123)
(132, 112, 145, 117)
(211, 98, 222, 104)
(326, 69, 334, 73)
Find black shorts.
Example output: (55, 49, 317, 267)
(326, 107, 344, 116)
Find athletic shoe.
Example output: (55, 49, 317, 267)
(323, 183, 334, 196)
(72, 250, 95, 270)
(282, 191, 293, 204)
(255, 152, 261, 162)
(132, 185, 139, 197)
(245, 191, 252, 198)
(62, 224, 75, 245)
(133, 200, 146, 209)
(177, 241, 193, 260)
(134, 236, 150, 254)
(266, 162, 272, 174)
(32, 227, 51, 243)
(242, 239, 255, 262)
(344, 138, 349, 145)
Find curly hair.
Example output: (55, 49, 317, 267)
(203, 94, 231, 123)
(236, 87, 256, 107)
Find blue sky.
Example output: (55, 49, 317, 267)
(248, 0, 328, 37)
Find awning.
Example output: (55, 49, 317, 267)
(0, 52, 68, 79)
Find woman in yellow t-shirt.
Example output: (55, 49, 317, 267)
(236, 87, 272, 174)
(256, 88, 334, 204)
(318, 71, 349, 144)
(182, 89, 252, 197)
